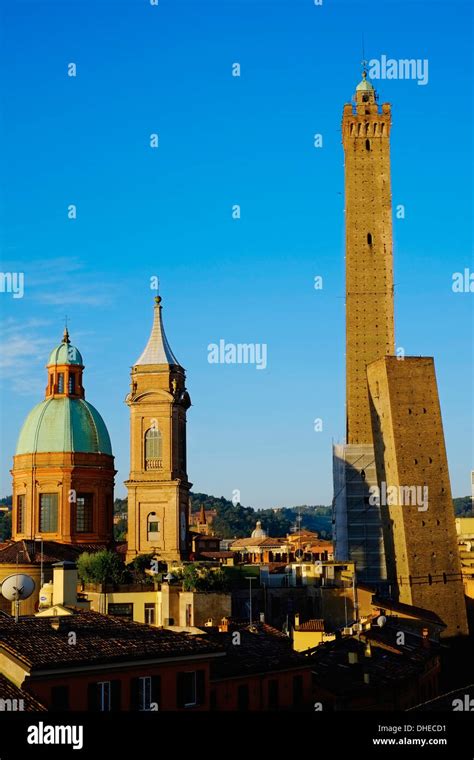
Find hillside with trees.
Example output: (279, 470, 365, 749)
(0, 492, 471, 543)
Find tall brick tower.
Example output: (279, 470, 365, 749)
(125, 296, 192, 564)
(333, 69, 394, 583)
(343, 70, 395, 444)
(367, 357, 468, 637)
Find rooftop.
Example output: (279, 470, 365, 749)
(0, 674, 46, 711)
(372, 595, 446, 628)
(310, 620, 441, 697)
(0, 611, 223, 671)
(0, 540, 111, 565)
(198, 620, 310, 680)
(295, 619, 325, 632)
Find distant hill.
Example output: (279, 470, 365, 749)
(453, 496, 473, 517)
(189, 493, 332, 539)
(0, 492, 470, 544)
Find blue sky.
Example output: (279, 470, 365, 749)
(0, 0, 472, 507)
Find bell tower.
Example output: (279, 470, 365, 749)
(333, 68, 395, 583)
(343, 69, 395, 444)
(125, 296, 192, 563)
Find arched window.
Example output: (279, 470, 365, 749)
(147, 512, 160, 541)
(68, 373, 76, 394)
(145, 427, 162, 470)
(365, 138, 371, 150)
(58, 373, 64, 393)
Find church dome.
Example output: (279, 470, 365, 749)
(15, 397, 112, 456)
(356, 70, 375, 92)
(47, 331, 83, 366)
(251, 520, 267, 539)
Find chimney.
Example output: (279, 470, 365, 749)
(219, 617, 229, 632)
(52, 561, 78, 607)
(295, 613, 300, 628)
(364, 672, 370, 684)
(364, 641, 372, 658)
(348, 651, 358, 664)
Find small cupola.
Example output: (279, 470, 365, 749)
(45, 327, 85, 399)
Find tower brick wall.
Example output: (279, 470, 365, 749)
(367, 356, 468, 637)
(343, 84, 395, 444)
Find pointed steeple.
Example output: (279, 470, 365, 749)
(134, 296, 180, 367)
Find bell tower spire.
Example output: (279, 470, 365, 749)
(125, 295, 192, 563)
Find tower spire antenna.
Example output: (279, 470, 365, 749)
(361, 33, 368, 79)
(62, 315, 70, 344)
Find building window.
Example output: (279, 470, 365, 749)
(179, 420, 186, 471)
(76, 493, 93, 533)
(88, 681, 121, 712)
(210, 689, 217, 711)
(185, 603, 192, 626)
(130, 676, 161, 711)
(139, 676, 152, 711)
(68, 373, 76, 394)
(147, 512, 160, 541)
(17, 494, 26, 533)
(51, 685, 69, 711)
(293, 675, 304, 706)
(367, 232, 373, 245)
(176, 671, 205, 708)
(366, 138, 371, 150)
(108, 603, 133, 620)
(145, 428, 162, 470)
(144, 603, 156, 625)
(58, 373, 64, 393)
(237, 684, 249, 711)
(39, 493, 58, 533)
(268, 679, 279, 710)
(98, 682, 111, 711)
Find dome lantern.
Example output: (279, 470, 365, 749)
(45, 329, 85, 400)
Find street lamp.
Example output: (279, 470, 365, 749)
(245, 576, 254, 627)
(14, 550, 25, 622)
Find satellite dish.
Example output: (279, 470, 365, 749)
(1, 573, 35, 602)
(377, 615, 387, 628)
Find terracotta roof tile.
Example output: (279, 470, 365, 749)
(0, 611, 223, 671)
(0, 674, 46, 711)
(296, 619, 325, 632)
(0, 540, 111, 565)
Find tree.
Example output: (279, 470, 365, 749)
(126, 553, 155, 584)
(181, 563, 200, 592)
(0, 512, 12, 541)
(77, 550, 125, 587)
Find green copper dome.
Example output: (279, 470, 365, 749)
(356, 71, 375, 92)
(15, 397, 112, 456)
(48, 342, 83, 367)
